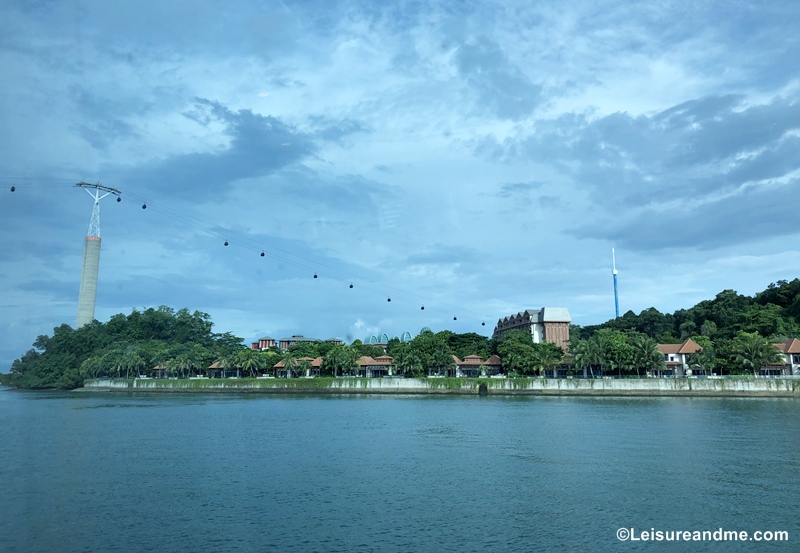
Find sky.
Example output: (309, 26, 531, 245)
(1, 0, 800, 369)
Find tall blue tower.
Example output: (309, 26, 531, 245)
(612, 248, 619, 318)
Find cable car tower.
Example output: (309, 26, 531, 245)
(75, 181, 120, 328)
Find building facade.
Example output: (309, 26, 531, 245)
(772, 339, 800, 375)
(657, 339, 703, 376)
(492, 307, 571, 349)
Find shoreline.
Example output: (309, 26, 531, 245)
(77, 377, 800, 397)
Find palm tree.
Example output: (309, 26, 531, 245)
(734, 332, 784, 377)
(429, 348, 456, 376)
(572, 337, 604, 378)
(79, 356, 102, 379)
(532, 343, 564, 377)
(109, 350, 126, 379)
(688, 346, 716, 376)
(590, 334, 608, 378)
(237, 349, 264, 378)
(281, 353, 298, 378)
(392, 347, 424, 377)
(296, 359, 312, 378)
(570, 340, 590, 376)
(175, 354, 191, 378)
(130, 352, 146, 378)
(213, 353, 233, 378)
(165, 357, 180, 378)
(322, 346, 358, 377)
(631, 334, 662, 378)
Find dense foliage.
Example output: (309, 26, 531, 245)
(2, 307, 245, 389)
(573, 279, 800, 343)
(568, 279, 800, 376)
(3, 280, 798, 389)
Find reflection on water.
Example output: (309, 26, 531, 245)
(0, 391, 798, 552)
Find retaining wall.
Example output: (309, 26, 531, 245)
(81, 377, 800, 397)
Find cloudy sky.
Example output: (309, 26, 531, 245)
(2, 0, 800, 368)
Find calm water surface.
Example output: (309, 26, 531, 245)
(1, 389, 798, 552)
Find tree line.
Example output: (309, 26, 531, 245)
(568, 279, 800, 377)
(575, 279, 800, 343)
(2, 279, 798, 389)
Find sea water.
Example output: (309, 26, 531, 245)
(1, 389, 797, 552)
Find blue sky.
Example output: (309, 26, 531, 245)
(2, 0, 800, 368)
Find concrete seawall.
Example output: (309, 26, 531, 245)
(81, 377, 800, 397)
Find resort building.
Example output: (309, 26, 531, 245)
(251, 335, 343, 351)
(492, 307, 572, 349)
(273, 356, 323, 378)
(428, 354, 504, 377)
(483, 354, 502, 376)
(356, 355, 395, 377)
(771, 339, 800, 376)
(251, 335, 277, 350)
(455, 355, 484, 378)
(657, 339, 703, 376)
(278, 335, 321, 350)
(207, 361, 240, 379)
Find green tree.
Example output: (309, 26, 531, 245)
(685, 335, 715, 375)
(530, 342, 564, 377)
(447, 332, 491, 359)
(700, 320, 717, 337)
(570, 337, 604, 378)
(287, 341, 319, 358)
(236, 349, 265, 378)
(597, 329, 634, 377)
(296, 358, 313, 378)
(630, 334, 664, 377)
(392, 345, 425, 377)
(428, 348, 456, 376)
(322, 345, 358, 376)
(258, 351, 282, 376)
(280, 353, 299, 378)
(497, 339, 535, 375)
(733, 332, 784, 377)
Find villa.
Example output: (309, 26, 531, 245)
(251, 335, 343, 351)
(770, 339, 800, 376)
(656, 339, 703, 377)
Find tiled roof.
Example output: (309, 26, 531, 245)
(678, 339, 703, 354)
(658, 339, 703, 355)
(775, 338, 800, 354)
(483, 354, 502, 366)
(658, 344, 682, 354)
(279, 335, 321, 342)
(356, 355, 377, 366)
